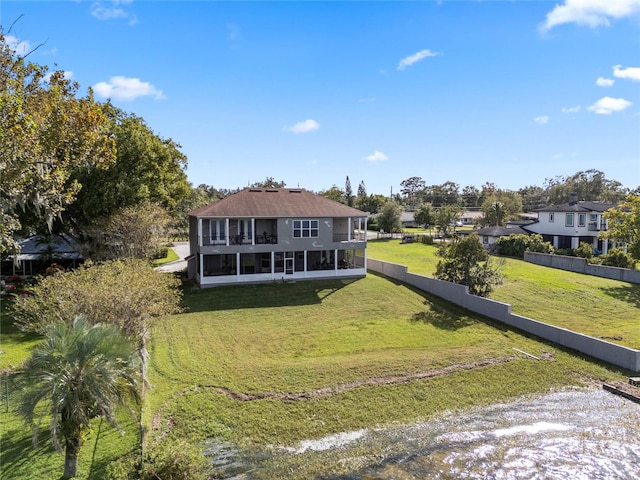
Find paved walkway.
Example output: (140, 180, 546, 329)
(155, 242, 190, 273)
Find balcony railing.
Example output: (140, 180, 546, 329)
(333, 232, 367, 242)
(202, 234, 277, 246)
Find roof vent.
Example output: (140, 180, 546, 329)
(289, 189, 302, 193)
(266, 189, 279, 193)
(249, 188, 263, 192)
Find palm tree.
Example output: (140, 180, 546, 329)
(491, 201, 506, 226)
(16, 317, 141, 479)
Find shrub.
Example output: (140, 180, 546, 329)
(495, 234, 554, 258)
(435, 234, 503, 297)
(599, 248, 636, 269)
(107, 438, 211, 480)
(574, 242, 593, 259)
(418, 234, 434, 245)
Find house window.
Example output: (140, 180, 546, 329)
(578, 213, 586, 227)
(483, 236, 489, 244)
(565, 213, 574, 227)
(293, 220, 319, 238)
(210, 220, 226, 243)
(590, 214, 598, 222)
(549, 213, 554, 223)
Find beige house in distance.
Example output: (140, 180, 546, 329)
(188, 188, 368, 287)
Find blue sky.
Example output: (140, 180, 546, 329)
(3, 0, 640, 195)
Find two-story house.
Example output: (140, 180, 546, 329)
(524, 193, 616, 253)
(187, 188, 368, 286)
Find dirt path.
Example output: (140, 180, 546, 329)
(150, 354, 537, 440)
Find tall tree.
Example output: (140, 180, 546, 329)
(357, 180, 367, 199)
(601, 194, 640, 261)
(377, 201, 403, 233)
(64, 106, 190, 235)
(16, 318, 141, 479)
(1, 32, 116, 254)
(355, 193, 386, 214)
(434, 204, 463, 238)
(318, 185, 346, 204)
(461, 185, 482, 208)
(400, 177, 426, 209)
(250, 177, 286, 188)
(518, 185, 548, 212)
(344, 176, 354, 207)
(545, 169, 627, 205)
(82, 203, 171, 260)
(480, 190, 522, 226)
(414, 203, 433, 228)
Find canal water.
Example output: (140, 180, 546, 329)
(214, 388, 640, 479)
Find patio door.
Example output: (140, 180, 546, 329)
(285, 251, 294, 274)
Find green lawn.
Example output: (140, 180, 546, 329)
(1, 253, 635, 479)
(151, 246, 180, 266)
(144, 276, 624, 478)
(367, 239, 640, 349)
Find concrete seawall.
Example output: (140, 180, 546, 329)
(367, 258, 640, 372)
(524, 252, 640, 284)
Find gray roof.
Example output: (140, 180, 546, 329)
(473, 226, 529, 237)
(10, 235, 83, 261)
(189, 188, 367, 218)
(536, 201, 615, 213)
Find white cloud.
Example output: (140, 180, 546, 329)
(561, 105, 581, 113)
(93, 76, 165, 101)
(364, 151, 389, 163)
(534, 116, 549, 124)
(587, 96, 632, 114)
(397, 49, 440, 71)
(5, 35, 31, 56)
(613, 65, 640, 81)
(596, 77, 614, 87)
(540, 0, 640, 31)
(284, 119, 320, 134)
(91, 1, 137, 25)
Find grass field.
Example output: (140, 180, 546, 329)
(367, 239, 640, 349)
(1, 240, 637, 479)
(143, 275, 626, 478)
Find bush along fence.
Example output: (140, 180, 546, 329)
(367, 258, 640, 372)
(524, 252, 640, 284)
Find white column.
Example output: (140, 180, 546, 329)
(236, 252, 240, 278)
(198, 218, 203, 247)
(251, 218, 255, 245)
(199, 253, 204, 280)
(225, 218, 230, 246)
(304, 250, 308, 274)
(348, 218, 352, 241)
(553, 236, 559, 249)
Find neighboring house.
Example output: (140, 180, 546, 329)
(400, 211, 416, 228)
(460, 210, 484, 226)
(188, 188, 368, 286)
(462, 225, 529, 247)
(1, 235, 83, 276)
(524, 194, 616, 252)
